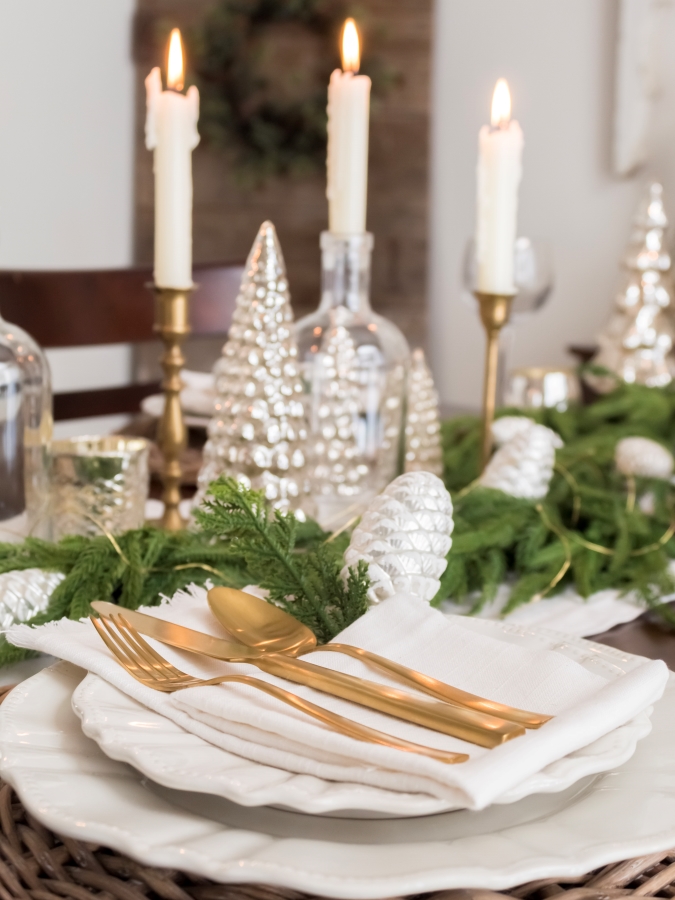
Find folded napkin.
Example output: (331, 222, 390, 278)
(7, 588, 667, 810)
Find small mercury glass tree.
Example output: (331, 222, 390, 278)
(592, 182, 675, 389)
(404, 348, 443, 476)
(307, 313, 370, 527)
(196, 221, 309, 515)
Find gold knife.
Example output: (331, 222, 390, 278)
(91, 601, 525, 747)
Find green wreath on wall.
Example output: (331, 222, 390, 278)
(190, 0, 394, 179)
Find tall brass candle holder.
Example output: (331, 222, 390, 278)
(152, 285, 193, 531)
(474, 291, 515, 471)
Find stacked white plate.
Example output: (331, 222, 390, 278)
(71, 619, 655, 817)
(1, 625, 675, 897)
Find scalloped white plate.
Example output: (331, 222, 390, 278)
(71, 618, 654, 817)
(2, 662, 675, 899)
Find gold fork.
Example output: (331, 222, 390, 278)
(91, 613, 470, 766)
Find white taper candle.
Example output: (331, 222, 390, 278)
(145, 30, 200, 289)
(476, 79, 524, 295)
(326, 19, 371, 234)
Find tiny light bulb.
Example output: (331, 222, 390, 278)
(341, 18, 360, 73)
(167, 28, 185, 91)
(491, 78, 511, 128)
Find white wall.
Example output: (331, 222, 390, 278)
(428, 0, 672, 409)
(0, 0, 137, 437)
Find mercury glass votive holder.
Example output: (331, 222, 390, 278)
(49, 436, 149, 541)
(505, 366, 580, 412)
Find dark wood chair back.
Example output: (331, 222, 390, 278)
(0, 264, 243, 420)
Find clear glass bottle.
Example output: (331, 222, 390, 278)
(295, 232, 409, 528)
(0, 312, 52, 534)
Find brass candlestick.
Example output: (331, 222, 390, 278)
(475, 291, 515, 471)
(153, 285, 193, 531)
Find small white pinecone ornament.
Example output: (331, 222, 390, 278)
(615, 437, 674, 479)
(0, 569, 64, 629)
(195, 221, 309, 515)
(341, 471, 453, 605)
(481, 417, 563, 500)
(491, 415, 536, 447)
(404, 348, 443, 476)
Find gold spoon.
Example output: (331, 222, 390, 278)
(207, 587, 551, 729)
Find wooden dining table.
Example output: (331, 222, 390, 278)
(591, 608, 675, 670)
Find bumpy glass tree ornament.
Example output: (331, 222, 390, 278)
(196, 221, 309, 515)
(295, 232, 409, 528)
(404, 348, 442, 476)
(592, 182, 675, 390)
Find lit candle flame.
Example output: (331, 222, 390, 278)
(341, 18, 360, 73)
(167, 28, 185, 91)
(491, 78, 511, 128)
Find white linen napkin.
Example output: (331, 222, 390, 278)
(7, 587, 667, 810)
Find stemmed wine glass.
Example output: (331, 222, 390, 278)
(463, 237, 554, 404)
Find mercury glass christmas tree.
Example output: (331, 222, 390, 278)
(306, 313, 370, 524)
(404, 349, 443, 476)
(592, 182, 675, 390)
(196, 221, 309, 515)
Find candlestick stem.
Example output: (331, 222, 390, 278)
(475, 291, 514, 471)
(152, 285, 192, 530)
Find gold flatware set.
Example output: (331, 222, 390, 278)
(91, 588, 552, 764)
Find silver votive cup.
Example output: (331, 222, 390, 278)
(49, 436, 149, 541)
(505, 366, 580, 411)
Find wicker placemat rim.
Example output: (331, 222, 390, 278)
(0, 685, 673, 900)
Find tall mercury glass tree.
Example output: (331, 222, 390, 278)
(196, 222, 310, 516)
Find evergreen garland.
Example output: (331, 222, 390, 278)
(437, 381, 675, 618)
(0, 478, 370, 667)
(3, 381, 675, 670)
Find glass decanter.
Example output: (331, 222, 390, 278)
(295, 232, 410, 529)
(0, 311, 52, 534)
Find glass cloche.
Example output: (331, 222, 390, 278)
(0, 310, 52, 533)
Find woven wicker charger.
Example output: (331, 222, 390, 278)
(0, 684, 672, 900)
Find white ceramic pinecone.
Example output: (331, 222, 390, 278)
(0, 568, 64, 629)
(491, 415, 536, 447)
(340, 471, 454, 605)
(615, 436, 674, 479)
(481, 418, 563, 500)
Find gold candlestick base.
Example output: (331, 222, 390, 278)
(152, 285, 193, 531)
(474, 291, 515, 472)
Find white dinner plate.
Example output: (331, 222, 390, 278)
(1, 662, 675, 899)
(73, 674, 652, 817)
(72, 617, 654, 816)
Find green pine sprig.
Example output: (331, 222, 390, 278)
(195, 477, 370, 643)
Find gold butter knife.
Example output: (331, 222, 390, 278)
(91, 601, 525, 748)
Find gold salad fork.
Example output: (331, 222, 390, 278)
(91, 613, 470, 765)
